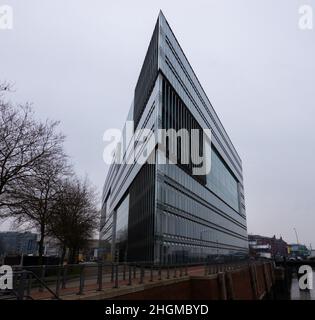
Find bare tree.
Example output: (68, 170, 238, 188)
(0, 82, 11, 93)
(7, 153, 71, 260)
(1, 82, 98, 265)
(0, 83, 65, 212)
(47, 178, 99, 264)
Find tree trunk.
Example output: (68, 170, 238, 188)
(38, 225, 45, 265)
(68, 248, 74, 264)
(68, 247, 78, 264)
(60, 244, 67, 265)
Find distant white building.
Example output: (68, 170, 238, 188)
(43, 237, 62, 257)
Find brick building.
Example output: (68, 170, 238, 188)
(248, 234, 288, 259)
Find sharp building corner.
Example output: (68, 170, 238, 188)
(100, 11, 248, 264)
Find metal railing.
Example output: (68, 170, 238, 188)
(8, 259, 254, 300)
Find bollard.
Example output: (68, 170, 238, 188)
(167, 265, 170, 279)
(158, 265, 162, 280)
(185, 265, 188, 276)
(173, 265, 177, 278)
(180, 265, 183, 277)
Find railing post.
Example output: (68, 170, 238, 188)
(226, 272, 235, 300)
(62, 265, 67, 289)
(249, 263, 258, 299)
(139, 264, 144, 284)
(17, 270, 27, 300)
(113, 263, 119, 288)
(150, 265, 153, 282)
(173, 265, 177, 278)
(77, 265, 85, 295)
(111, 263, 114, 283)
(97, 263, 103, 291)
(128, 265, 132, 286)
(133, 265, 136, 279)
(55, 266, 61, 298)
(39, 265, 45, 292)
(123, 263, 126, 281)
(218, 272, 227, 300)
(26, 272, 32, 298)
(13, 270, 18, 292)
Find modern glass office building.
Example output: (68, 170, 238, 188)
(100, 12, 248, 264)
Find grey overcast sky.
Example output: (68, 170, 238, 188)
(1, 0, 314, 246)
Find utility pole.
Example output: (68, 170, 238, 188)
(293, 228, 299, 244)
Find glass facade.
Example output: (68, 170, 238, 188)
(153, 72, 248, 264)
(101, 194, 113, 243)
(207, 148, 240, 212)
(156, 149, 248, 264)
(161, 78, 206, 185)
(127, 162, 156, 262)
(134, 20, 159, 130)
(100, 12, 248, 264)
(114, 194, 129, 261)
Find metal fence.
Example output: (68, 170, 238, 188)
(2, 260, 262, 300)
